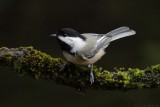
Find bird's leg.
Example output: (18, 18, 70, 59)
(59, 62, 68, 71)
(88, 64, 94, 84)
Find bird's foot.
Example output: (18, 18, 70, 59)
(90, 71, 94, 84)
(88, 64, 94, 84)
(59, 63, 68, 71)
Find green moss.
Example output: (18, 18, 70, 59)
(128, 68, 144, 78)
(0, 51, 14, 66)
(13, 58, 27, 76)
(116, 71, 130, 87)
(136, 82, 144, 88)
(94, 67, 103, 77)
(104, 70, 113, 80)
(117, 71, 130, 80)
(4, 52, 13, 60)
(0, 46, 160, 91)
(0, 47, 9, 51)
(11, 46, 63, 79)
(146, 64, 160, 72)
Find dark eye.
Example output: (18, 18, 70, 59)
(64, 34, 67, 36)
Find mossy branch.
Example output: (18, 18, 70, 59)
(0, 46, 160, 92)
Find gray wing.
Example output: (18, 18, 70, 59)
(81, 33, 112, 59)
(81, 26, 135, 59)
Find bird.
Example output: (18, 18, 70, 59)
(50, 26, 136, 84)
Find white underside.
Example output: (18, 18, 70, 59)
(63, 48, 105, 65)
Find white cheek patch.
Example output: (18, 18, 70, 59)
(58, 36, 86, 52)
(59, 36, 73, 45)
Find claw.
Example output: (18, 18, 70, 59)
(88, 64, 94, 84)
(59, 63, 67, 71)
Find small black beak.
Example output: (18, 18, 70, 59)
(50, 34, 56, 37)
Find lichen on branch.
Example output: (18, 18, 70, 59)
(0, 46, 160, 91)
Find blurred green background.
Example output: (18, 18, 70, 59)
(0, 0, 160, 107)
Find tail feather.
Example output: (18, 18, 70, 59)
(106, 26, 136, 42)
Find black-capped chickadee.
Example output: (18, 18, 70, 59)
(50, 26, 136, 84)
